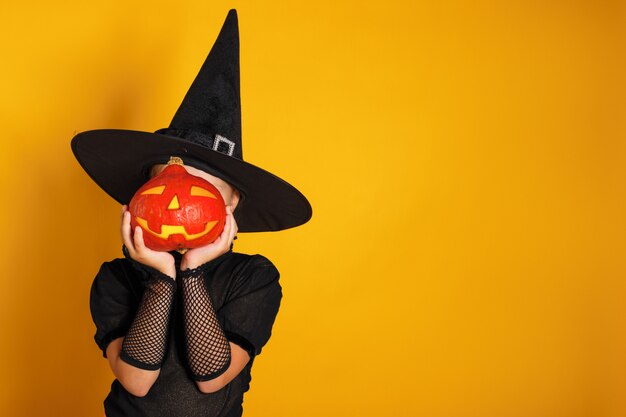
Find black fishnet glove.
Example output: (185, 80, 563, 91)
(180, 266, 231, 381)
(120, 271, 176, 371)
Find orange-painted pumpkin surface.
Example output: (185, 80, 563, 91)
(129, 157, 226, 251)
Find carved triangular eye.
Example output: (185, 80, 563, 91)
(190, 186, 217, 199)
(140, 185, 166, 195)
(168, 195, 180, 210)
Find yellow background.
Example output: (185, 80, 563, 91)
(1, 1, 625, 416)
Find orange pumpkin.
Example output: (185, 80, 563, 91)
(129, 157, 226, 251)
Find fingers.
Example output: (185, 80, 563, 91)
(216, 206, 237, 247)
(121, 206, 149, 258)
(227, 206, 238, 242)
(120, 207, 149, 260)
(133, 225, 147, 252)
(180, 205, 238, 270)
(127, 218, 158, 261)
(120, 204, 128, 223)
(223, 205, 233, 239)
(121, 209, 135, 255)
(206, 205, 234, 249)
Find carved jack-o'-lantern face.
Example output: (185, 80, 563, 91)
(128, 157, 226, 252)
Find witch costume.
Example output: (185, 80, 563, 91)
(71, 9, 311, 417)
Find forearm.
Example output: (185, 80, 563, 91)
(121, 274, 176, 369)
(180, 268, 231, 381)
(107, 337, 160, 398)
(113, 272, 176, 396)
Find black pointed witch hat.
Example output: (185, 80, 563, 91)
(71, 9, 312, 232)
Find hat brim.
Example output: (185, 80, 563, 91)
(71, 129, 312, 232)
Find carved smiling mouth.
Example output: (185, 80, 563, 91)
(135, 217, 217, 240)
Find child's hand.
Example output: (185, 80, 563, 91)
(120, 205, 176, 279)
(181, 205, 238, 271)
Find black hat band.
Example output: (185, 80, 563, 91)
(154, 128, 238, 158)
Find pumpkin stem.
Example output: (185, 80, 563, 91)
(168, 156, 184, 166)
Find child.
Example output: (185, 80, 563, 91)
(71, 9, 312, 417)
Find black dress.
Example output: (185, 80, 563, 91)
(89, 249, 282, 417)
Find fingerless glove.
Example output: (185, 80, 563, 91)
(120, 247, 177, 370)
(180, 264, 231, 381)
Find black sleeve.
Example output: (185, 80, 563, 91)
(89, 260, 140, 358)
(219, 255, 283, 359)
